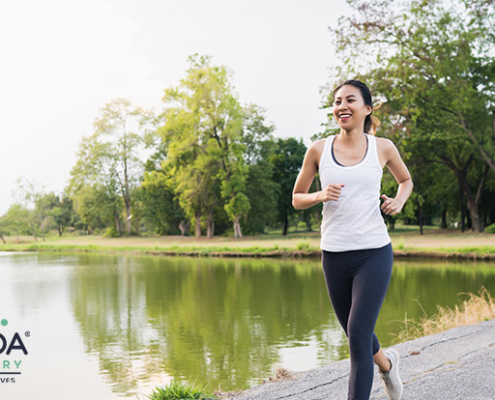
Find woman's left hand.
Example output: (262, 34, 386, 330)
(380, 194, 403, 216)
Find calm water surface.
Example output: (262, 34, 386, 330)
(1, 251, 494, 399)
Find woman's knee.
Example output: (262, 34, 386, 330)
(347, 324, 373, 355)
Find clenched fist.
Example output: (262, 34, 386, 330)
(380, 194, 403, 215)
(319, 183, 345, 203)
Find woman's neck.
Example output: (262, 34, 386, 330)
(338, 128, 366, 143)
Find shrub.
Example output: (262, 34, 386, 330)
(147, 380, 216, 400)
(485, 223, 495, 234)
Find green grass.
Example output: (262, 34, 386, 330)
(403, 245, 495, 255)
(1, 224, 494, 259)
(2, 241, 495, 259)
(0, 241, 321, 256)
(145, 380, 216, 400)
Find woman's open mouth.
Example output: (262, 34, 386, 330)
(339, 113, 352, 121)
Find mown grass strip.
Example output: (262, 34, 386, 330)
(2, 242, 495, 259)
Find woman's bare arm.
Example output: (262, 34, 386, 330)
(380, 139, 414, 215)
(292, 144, 322, 210)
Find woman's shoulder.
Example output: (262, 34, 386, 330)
(311, 137, 327, 147)
(375, 136, 396, 151)
(374, 136, 399, 167)
(308, 138, 327, 169)
(307, 138, 327, 154)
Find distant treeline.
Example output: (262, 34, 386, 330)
(1, 0, 495, 241)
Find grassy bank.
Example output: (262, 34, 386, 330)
(1, 226, 495, 259)
(393, 286, 495, 343)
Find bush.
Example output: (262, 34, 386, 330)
(102, 227, 121, 238)
(485, 224, 495, 234)
(147, 380, 216, 400)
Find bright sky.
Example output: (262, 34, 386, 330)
(0, 0, 349, 215)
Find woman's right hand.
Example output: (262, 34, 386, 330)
(319, 183, 345, 203)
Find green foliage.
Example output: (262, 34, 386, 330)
(153, 54, 275, 238)
(69, 98, 151, 235)
(296, 241, 311, 251)
(486, 224, 495, 234)
(269, 137, 309, 235)
(326, 0, 495, 231)
(0, 204, 30, 239)
(146, 380, 216, 400)
(71, 184, 122, 234)
(139, 170, 187, 235)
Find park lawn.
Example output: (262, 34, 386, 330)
(1, 226, 494, 257)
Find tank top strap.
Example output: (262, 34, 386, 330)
(319, 135, 334, 171)
(366, 134, 382, 170)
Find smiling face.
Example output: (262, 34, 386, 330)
(333, 85, 372, 132)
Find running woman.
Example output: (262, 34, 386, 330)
(292, 80, 413, 400)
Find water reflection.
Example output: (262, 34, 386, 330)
(1, 252, 495, 398)
(69, 256, 341, 394)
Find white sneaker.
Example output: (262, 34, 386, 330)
(379, 349, 403, 400)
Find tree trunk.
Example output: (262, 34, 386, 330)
(441, 207, 447, 229)
(179, 221, 190, 236)
(0, 234, 5, 244)
(233, 216, 242, 239)
(418, 202, 423, 236)
(115, 212, 121, 234)
(282, 210, 288, 236)
(451, 163, 488, 233)
(461, 119, 495, 176)
(125, 201, 132, 234)
(195, 210, 201, 238)
(466, 210, 472, 230)
(466, 198, 482, 233)
(206, 213, 215, 239)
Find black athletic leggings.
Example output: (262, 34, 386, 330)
(321, 242, 393, 400)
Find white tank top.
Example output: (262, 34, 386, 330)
(319, 134, 391, 252)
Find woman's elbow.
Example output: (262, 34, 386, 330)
(292, 193, 299, 210)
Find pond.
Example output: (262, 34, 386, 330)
(1, 251, 494, 399)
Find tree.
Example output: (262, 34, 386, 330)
(69, 99, 149, 234)
(54, 195, 75, 236)
(328, 0, 495, 232)
(12, 178, 45, 241)
(156, 54, 252, 239)
(0, 204, 30, 241)
(139, 169, 188, 235)
(33, 193, 59, 241)
(270, 138, 308, 236)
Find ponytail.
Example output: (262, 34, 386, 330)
(369, 115, 381, 136)
(368, 102, 383, 136)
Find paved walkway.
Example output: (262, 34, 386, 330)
(234, 319, 495, 400)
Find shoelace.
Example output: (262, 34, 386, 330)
(381, 371, 393, 388)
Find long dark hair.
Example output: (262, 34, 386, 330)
(333, 80, 380, 135)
